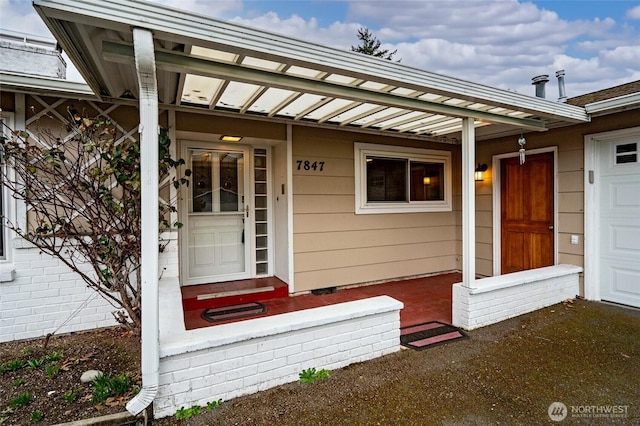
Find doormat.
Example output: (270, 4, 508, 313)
(201, 302, 267, 323)
(400, 321, 468, 350)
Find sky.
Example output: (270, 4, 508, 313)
(1, 0, 639, 99)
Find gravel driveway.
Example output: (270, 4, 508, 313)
(156, 299, 640, 425)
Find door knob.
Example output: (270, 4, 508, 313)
(245, 205, 250, 218)
(549, 225, 554, 230)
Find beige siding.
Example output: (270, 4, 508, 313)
(292, 126, 460, 292)
(175, 112, 286, 140)
(476, 109, 640, 286)
(294, 226, 457, 253)
(558, 192, 584, 213)
(296, 256, 458, 289)
(474, 175, 494, 275)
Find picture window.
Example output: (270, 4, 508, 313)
(355, 142, 451, 214)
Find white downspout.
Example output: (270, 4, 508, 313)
(126, 27, 159, 415)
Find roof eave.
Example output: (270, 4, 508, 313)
(0, 71, 96, 98)
(33, 0, 589, 125)
(584, 92, 640, 117)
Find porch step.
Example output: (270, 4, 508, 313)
(182, 277, 289, 311)
(196, 286, 275, 301)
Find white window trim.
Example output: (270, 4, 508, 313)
(1, 112, 16, 256)
(0, 112, 17, 281)
(354, 142, 452, 214)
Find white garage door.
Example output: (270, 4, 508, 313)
(599, 137, 640, 308)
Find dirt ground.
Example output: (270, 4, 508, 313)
(155, 300, 640, 425)
(2, 299, 639, 425)
(0, 327, 140, 426)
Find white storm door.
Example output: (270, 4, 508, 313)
(599, 139, 640, 308)
(185, 147, 251, 285)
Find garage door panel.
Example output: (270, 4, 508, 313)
(600, 177, 640, 215)
(600, 222, 640, 256)
(598, 136, 640, 308)
(601, 264, 640, 307)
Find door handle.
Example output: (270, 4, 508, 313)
(245, 205, 250, 218)
(549, 225, 554, 230)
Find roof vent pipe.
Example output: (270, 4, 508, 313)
(532, 74, 549, 98)
(556, 70, 567, 102)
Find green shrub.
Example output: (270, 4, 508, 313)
(299, 368, 330, 384)
(30, 411, 43, 423)
(10, 392, 32, 408)
(27, 359, 44, 369)
(91, 372, 135, 404)
(1, 360, 26, 373)
(207, 399, 223, 411)
(175, 405, 202, 420)
(45, 362, 60, 378)
(45, 352, 63, 362)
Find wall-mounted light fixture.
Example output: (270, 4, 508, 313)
(423, 176, 431, 185)
(220, 135, 243, 142)
(474, 163, 488, 182)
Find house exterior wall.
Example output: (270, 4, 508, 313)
(475, 109, 640, 290)
(291, 126, 462, 292)
(175, 112, 286, 141)
(0, 241, 116, 342)
(0, 94, 179, 342)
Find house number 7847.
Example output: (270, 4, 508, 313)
(296, 160, 325, 171)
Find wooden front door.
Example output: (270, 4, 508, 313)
(182, 146, 252, 285)
(501, 152, 554, 274)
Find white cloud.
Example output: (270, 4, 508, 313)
(3, 0, 637, 97)
(601, 45, 640, 68)
(223, 0, 635, 96)
(149, 0, 242, 18)
(1, 0, 52, 38)
(626, 5, 640, 19)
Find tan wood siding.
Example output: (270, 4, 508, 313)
(294, 212, 457, 233)
(294, 226, 457, 253)
(291, 126, 460, 292)
(294, 195, 354, 214)
(175, 112, 286, 140)
(296, 256, 458, 289)
(476, 109, 640, 283)
(558, 192, 584, 213)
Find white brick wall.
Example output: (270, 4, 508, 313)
(452, 264, 582, 330)
(154, 278, 403, 419)
(0, 238, 179, 343)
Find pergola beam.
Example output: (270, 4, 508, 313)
(102, 40, 549, 132)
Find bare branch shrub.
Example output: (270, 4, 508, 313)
(0, 107, 189, 330)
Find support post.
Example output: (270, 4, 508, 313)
(461, 117, 476, 288)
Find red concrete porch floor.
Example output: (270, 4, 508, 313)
(182, 272, 460, 330)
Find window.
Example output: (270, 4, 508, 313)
(615, 142, 638, 165)
(0, 112, 15, 261)
(355, 142, 452, 214)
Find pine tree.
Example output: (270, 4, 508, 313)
(351, 27, 399, 61)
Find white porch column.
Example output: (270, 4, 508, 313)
(461, 117, 476, 288)
(126, 27, 159, 415)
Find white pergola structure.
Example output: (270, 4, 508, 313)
(32, 0, 589, 414)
